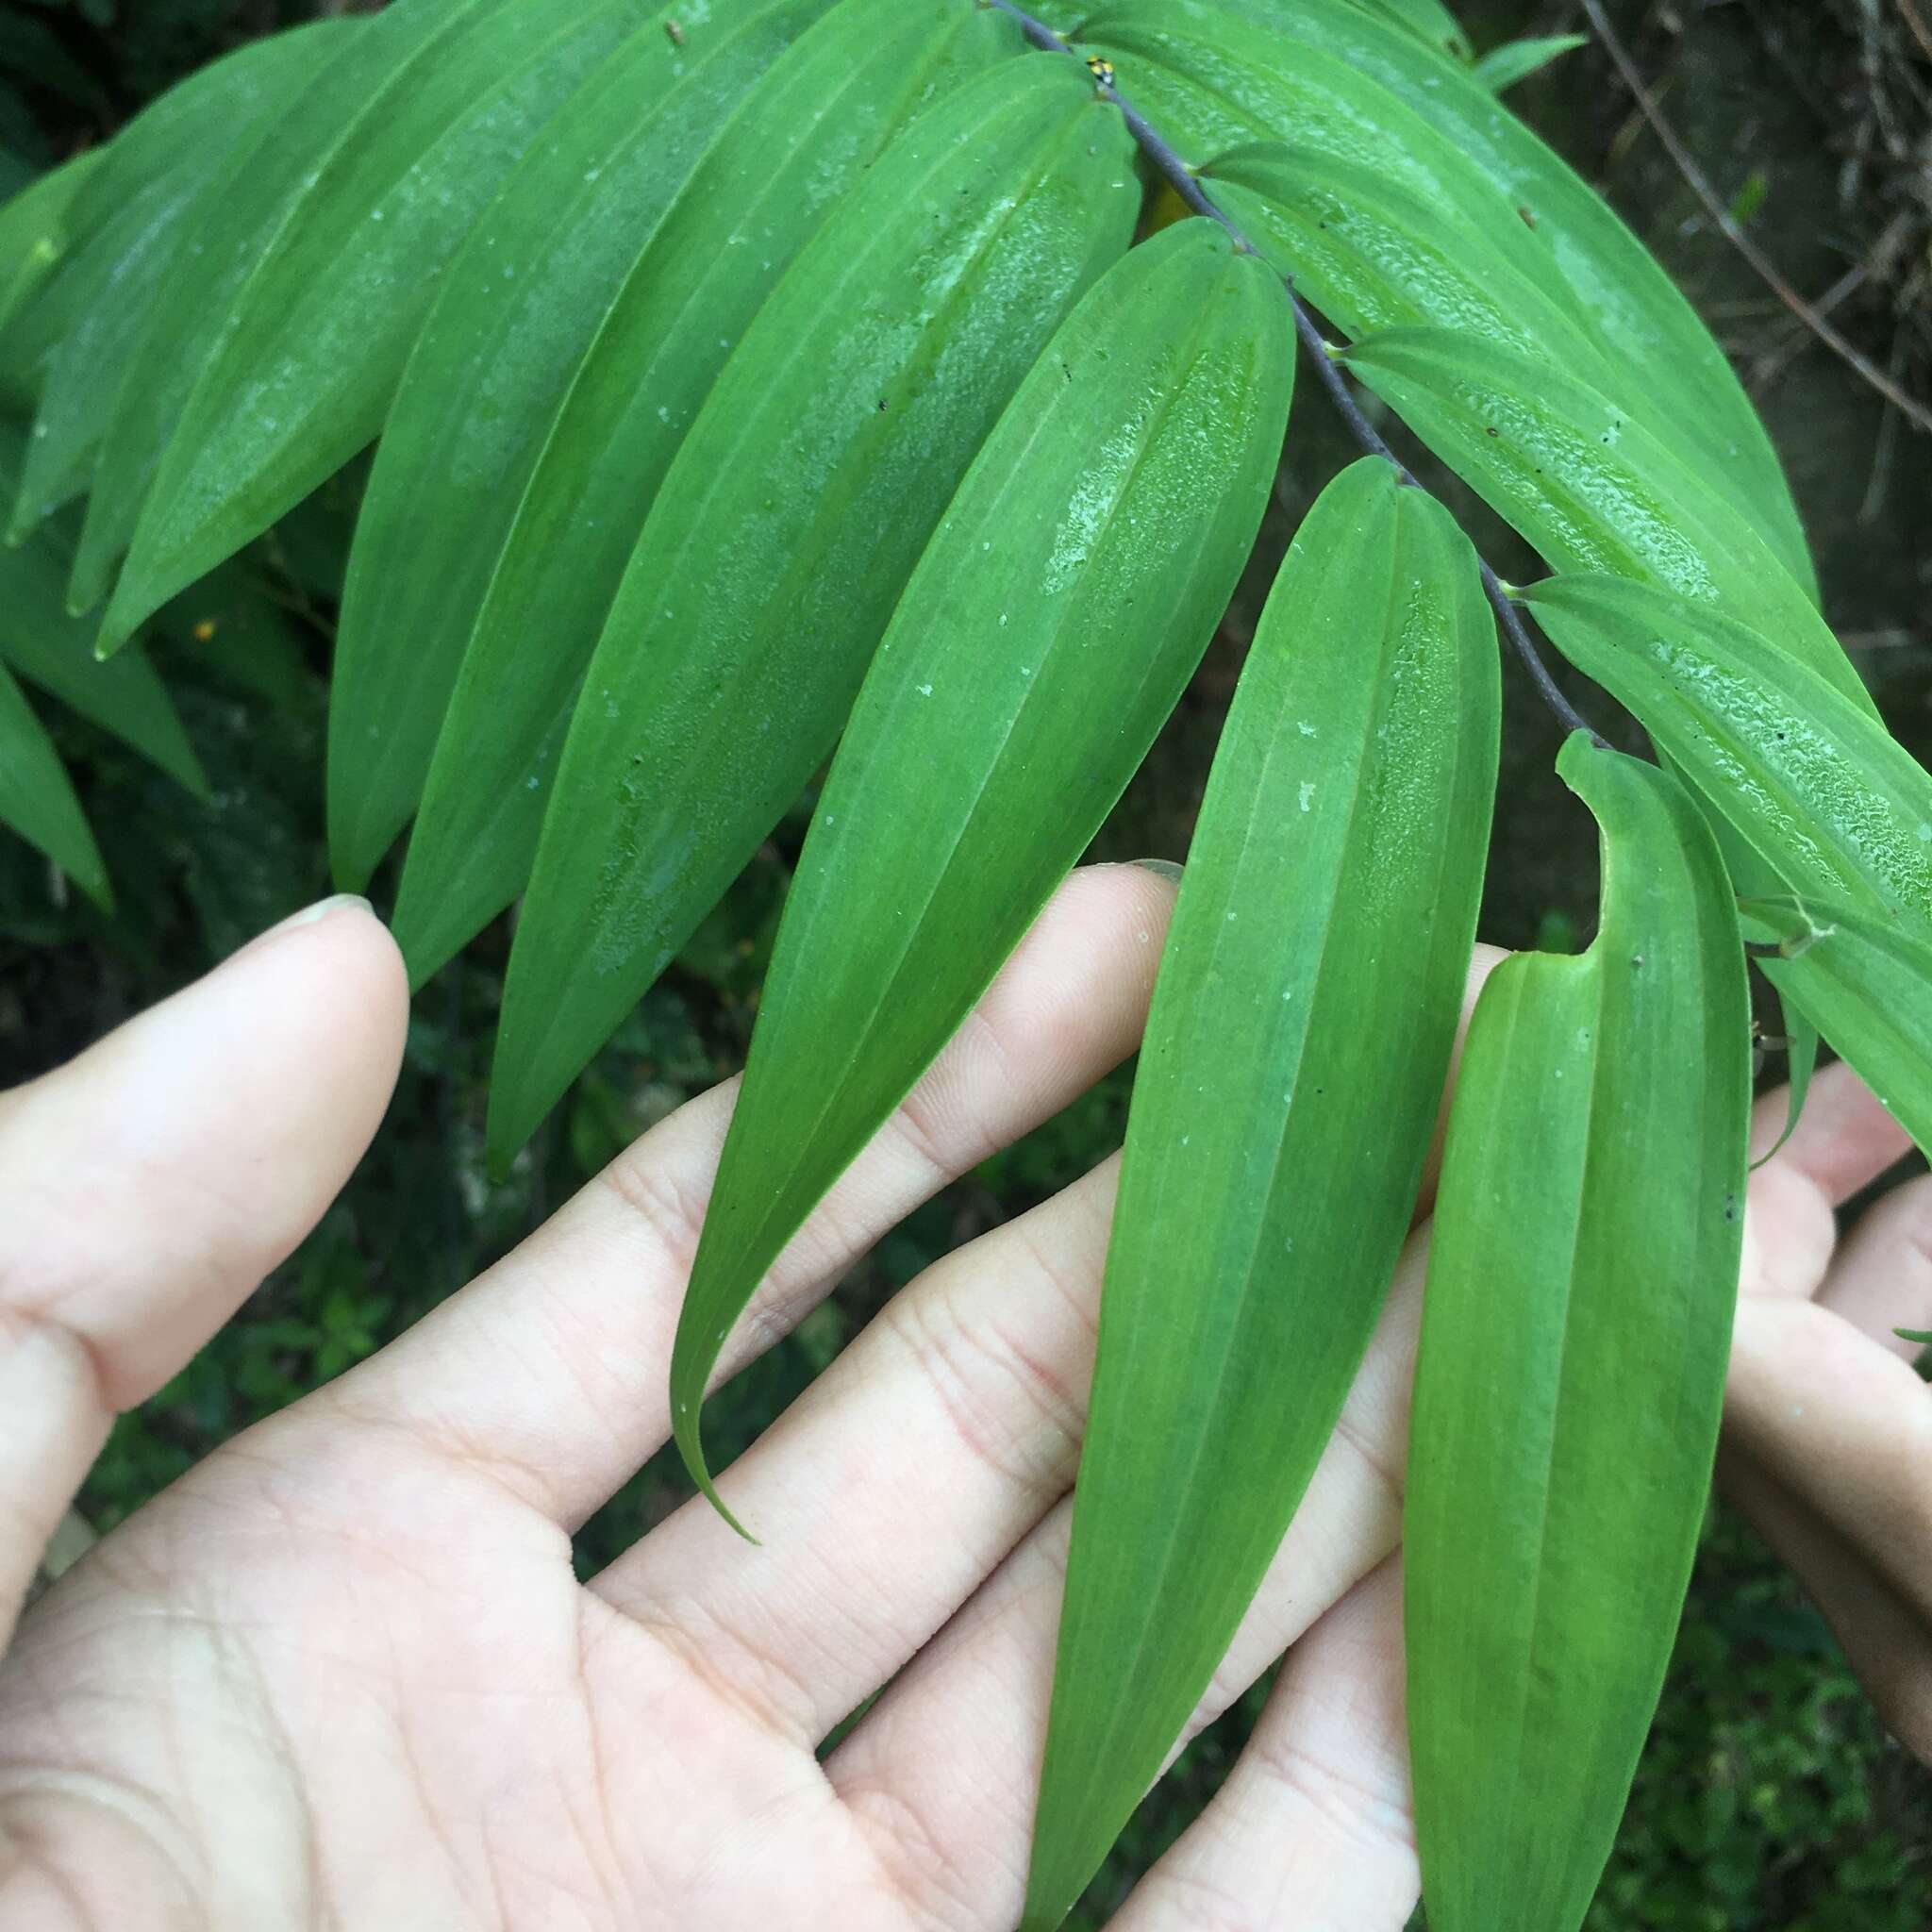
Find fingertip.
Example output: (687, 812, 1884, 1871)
(0, 895, 414, 1406)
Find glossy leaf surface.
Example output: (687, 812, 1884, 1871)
(1342, 329, 1860, 709)
(1063, 0, 1811, 586)
(99, 0, 650, 654)
(489, 55, 1139, 1160)
(1525, 575, 1929, 923)
(1024, 458, 1498, 1928)
(1205, 143, 1615, 385)
(668, 217, 1294, 1524)
(11, 23, 355, 541)
(1407, 735, 1750, 1932)
(0, 658, 107, 907)
(378, 0, 1016, 941)
(328, 0, 838, 891)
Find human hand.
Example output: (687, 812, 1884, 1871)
(1, 873, 1924, 1931)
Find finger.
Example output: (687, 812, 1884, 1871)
(592, 950, 1495, 1745)
(1724, 1293, 1932, 1632)
(822, 1226, 1433, 1927)
(316, 864, 1178, 1527)
(1718, 1446, 1932, 1762)
(1111, 1557, 1417, 1932)
(0, 897, 406, 1633)
(1815, 1169, 1932, 1356)
(1741, 1060, 1914, 1302)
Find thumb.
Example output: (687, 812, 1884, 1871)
(0, 895, 408, 1639)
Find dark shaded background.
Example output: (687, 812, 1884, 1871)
(1, 0, 1927, 1923)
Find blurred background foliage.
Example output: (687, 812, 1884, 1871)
(0, 0, 1927, 1921)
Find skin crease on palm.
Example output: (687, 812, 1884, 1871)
(0, 870, 1926, 1932)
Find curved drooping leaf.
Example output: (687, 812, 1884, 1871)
(1474, 33, 1586, 93)
(0, 150, 100, 350)
(1024, 458, 1498, 1929)
(1204, 144, 1617, 385)
(389, 0, 1021, 975)
(668, 217, 1295, 1524)
(1055, 0, 1812, 588)
(488, 55, 1141, 1161)
(10, 23, 358, 541)
(97, 0, 654, 655)
(0, 657, 107, 908)
(327, 0, 844, 892)
(1740, 897, 1932, 1158)
(1341, 330, 1863, 711)
(1406, 735, 1750, 1932)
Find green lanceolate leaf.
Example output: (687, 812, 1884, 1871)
(1739, 897, 1932, 1158)
(488, 55, 1140, 1160)
(327, 0, 840, 892)
(1204, 144, 1617, 384)
(65, 0, 425, 612)
(668, 217, 1294, 1527)
(97, 0, 652, 655)
(1407, 734, 1750, 1932)
(12, 24, 359, 545)
(1341, 330, 1861, 710)
(1524, 575, 1929, 924)
(1753, 994, 1817, 1169)
(1474, 33, 1587, 93)
(0, 150, 100, 350)
(389, 0, 1020, 976)
(1024, 458, 1498, 1929)
(0, 657, 108, 907)
(1067, 0, 1812, 590)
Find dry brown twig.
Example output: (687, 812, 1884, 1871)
(1579, 0, 1932, 434)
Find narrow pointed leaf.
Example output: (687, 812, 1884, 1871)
(0, 658, 108, 907)
(489, 57, 1141, 1160)
(1023, 458, 1499, 1928)
(66, 0, 419, 612)
(1474, 33, 1587, 93)
(668, 218, 1294, 1524)
(389, 0, 1021, 973)
(327, 0, 840, 891)
(1341, 330, 1863, 710)
(11, 23, 356, 542)
(1751, 994, 1817, 1170)
(1407, 735, 1750, 1932)
(1065, 0, 1812, 588)
(98, 0, 651, 654)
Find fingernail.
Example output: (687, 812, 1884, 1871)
(242, 893, 375, 954)
(1128, 858, 1184, 884)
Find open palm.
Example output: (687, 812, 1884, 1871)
(2, 874, 1926, 1930)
